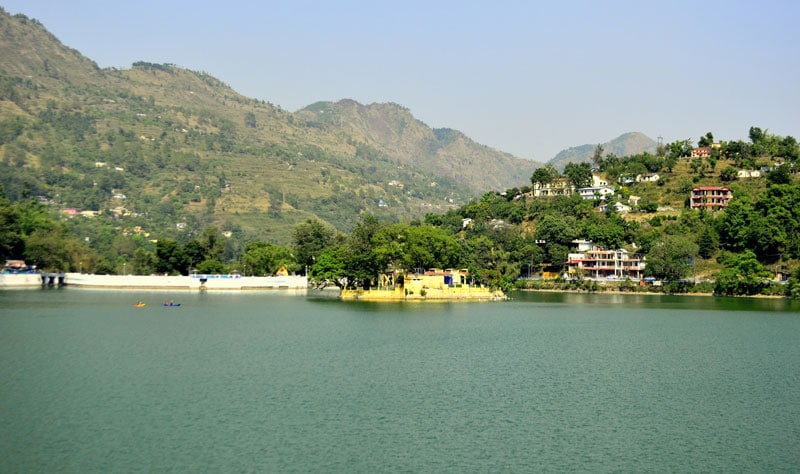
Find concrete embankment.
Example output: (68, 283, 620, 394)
(0, 273, 308, 292)
(0, 273, 48, 288)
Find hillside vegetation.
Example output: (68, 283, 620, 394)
(0, 8, 540, 244)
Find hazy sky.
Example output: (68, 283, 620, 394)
(4, 1, 799, 161)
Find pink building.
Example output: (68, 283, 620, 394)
(690, 186, 732, 209)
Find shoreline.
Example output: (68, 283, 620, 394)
(2, 274, 789, 299)
(520, 287, 787, 299)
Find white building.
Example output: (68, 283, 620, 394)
(576, 185, 615, 200)
(567, 241, 645, 280)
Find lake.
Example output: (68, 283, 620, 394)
(1, 289, 799, 472)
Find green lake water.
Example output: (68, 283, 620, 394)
(1, 289, 799, 472)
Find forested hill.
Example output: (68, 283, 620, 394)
(0, 8, 539, 241)
(548, 132, 657, 171)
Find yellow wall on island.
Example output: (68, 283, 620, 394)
(340, 284, 505, 301)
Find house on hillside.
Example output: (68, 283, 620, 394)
(691, 147, 711, 158)
(534, 174, 611, 198)
(566, 241, 645, 281)
(737, 170, 761, 179)
(533, 177, 573, 197)
(636, 173, 660, 183)
(600, 201, 631, 213)
(577, 185, 614, 200)
(690, 186, 732, 209)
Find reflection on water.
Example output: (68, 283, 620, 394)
(513, 289, 800, 312)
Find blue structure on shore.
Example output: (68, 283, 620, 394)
(40, 273, 66, 287)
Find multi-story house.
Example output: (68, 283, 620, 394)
(690, 186, 732, 209)
(534, 174, 613, 198)
(566, 241, 645, 280)
(532, 177, 573, 197)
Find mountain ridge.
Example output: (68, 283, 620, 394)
(548, 132, 658, 170)
(0, 8, 540, 242)
(296, 99, 541, 190)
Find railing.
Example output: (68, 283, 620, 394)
(190, 273, 242, 279)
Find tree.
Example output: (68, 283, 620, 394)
(779, 136, 799, 161)
(24, 227, 74, 271)
(664, 155, 678, 173)
(750, 184, 800, 260)
(292, 218, 335, 270)
(131, 248, 157, 275)
(748, 126, 779, 157)
(667, 139, 693, 159)
(583, 215, 625, 249)
(720, 166, 738, 182)
(786, 267, 800, 299)
(344, 215, 383, 288)
(200, 226, 225, 261)
(534, 213, 578, 247)
(16, 200, 55, 236)
(465, 235, 499, 271)
(400, 225, 462, 272)
(0, 195, 23, 260)
(723, 140, 752, 162)
(767, 164, 792, 185)
(697, 226, 718, 260)
(530, 164, 560, 188)
(563, 162, 593, 188)
(311, 245, 347, 288)
(644, 235, 698, 281)
(591, 144, 604, 169)
(716, 196, 758, 253)
(547, 243, 568, 272)
(155, 238, 188, 275)
(372, 223, 409, 271)
(714, 250, 771, 296)
(638, 152, 664, 173)
(242, 241, 294, 276)
(183, 239, 206, 270)
(749, 126, 765, 145)
(698, 132, 714, 147)
(196, 259, 226, 274)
